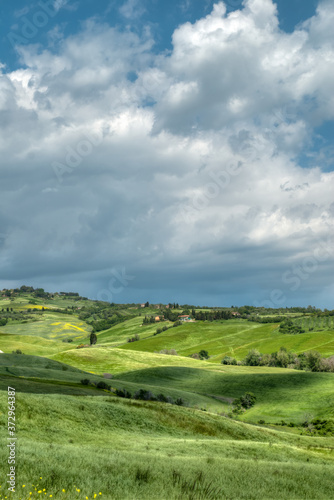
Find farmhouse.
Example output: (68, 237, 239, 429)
(178, 315, 191, 322)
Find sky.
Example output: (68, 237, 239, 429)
(0, 0, 333, 308)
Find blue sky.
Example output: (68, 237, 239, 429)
(0, 0, 333, 307)
(0, 0, 320, 66)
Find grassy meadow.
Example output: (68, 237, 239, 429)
(1, 390, 334, 500)
(1, 291, 334, 499)
(120, 319, 334, 360)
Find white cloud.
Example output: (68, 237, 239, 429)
(0, 0, 333, 306)
(119, 0, 146, 20)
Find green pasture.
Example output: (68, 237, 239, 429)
(115, 364, 334, 424)
(96, 316, 173, 346)
(1, 390, 334, 500)
(51, 347, 206, 375)
(0, 332, 80, 356)
(0, 312, 91, 340)
(120, 319, 334, 360)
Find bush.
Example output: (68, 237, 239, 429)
(12, 349, 23, 354)
(244, 349, 261, 366)
(199, 350, 209, 360)
(90, 332, 97, 345)
(175, 398, 185, 406)
(233, 392, 256, 412)
(156, 393, 168, 403)
(134, 389, 156, 401)
(159, 349, 178, 355)
(128, 334, 140, 343)
(96, 381, 110, 390)
(190, 353, 200, 359)
(115, 388, 132, 399)
(258, 420, 265, 424)
(80, 379, 90, 385)
(221, 356, 237, 365)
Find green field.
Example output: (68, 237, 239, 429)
(1, 292, 334, 499)
(1, 389, 334, 500)
(120, 320, 334, 360)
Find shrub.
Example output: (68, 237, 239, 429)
(175, 398, 185, 406)
(258, 420, 265, 424)
(156, 393, 168, 403)
(221, 356, 237, 365)
(173, 320, 182, 327)
(127, 333, 140, 343)
(199, 350, 209, 360)
(159, 349, 178, 355)
(97, 381, 110, 390)
(233, 392, 256, 412)
(244, 349, 261, 366)
(115, 388, 132, 399)
(90, 332, 97, 345)
(12, 349, 23, 354)
(134, 389, 156, 401)
(190, 353, 200, 359)
(80, 379, 90, 385)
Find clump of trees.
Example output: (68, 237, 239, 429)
(189, 350, 210, 360)
(158, 349, 178, 355)
(279, 319, 305, 334)
(81, 380, 187, 407)
(154, 325, 168, 336)
(127, 334, 140, 343)
(222, 356, 237, 365)
(222, 347, 334, 372)
(232, 392, 256, 414)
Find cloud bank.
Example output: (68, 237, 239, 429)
(0, 0, 333, 306)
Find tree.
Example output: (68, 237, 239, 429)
(239, 392, 256, 409)
(90, 332, 97, 345)
(244, 349, 262, 366)
(199, 350, 209, 360)
(306, 350, 322, 372)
